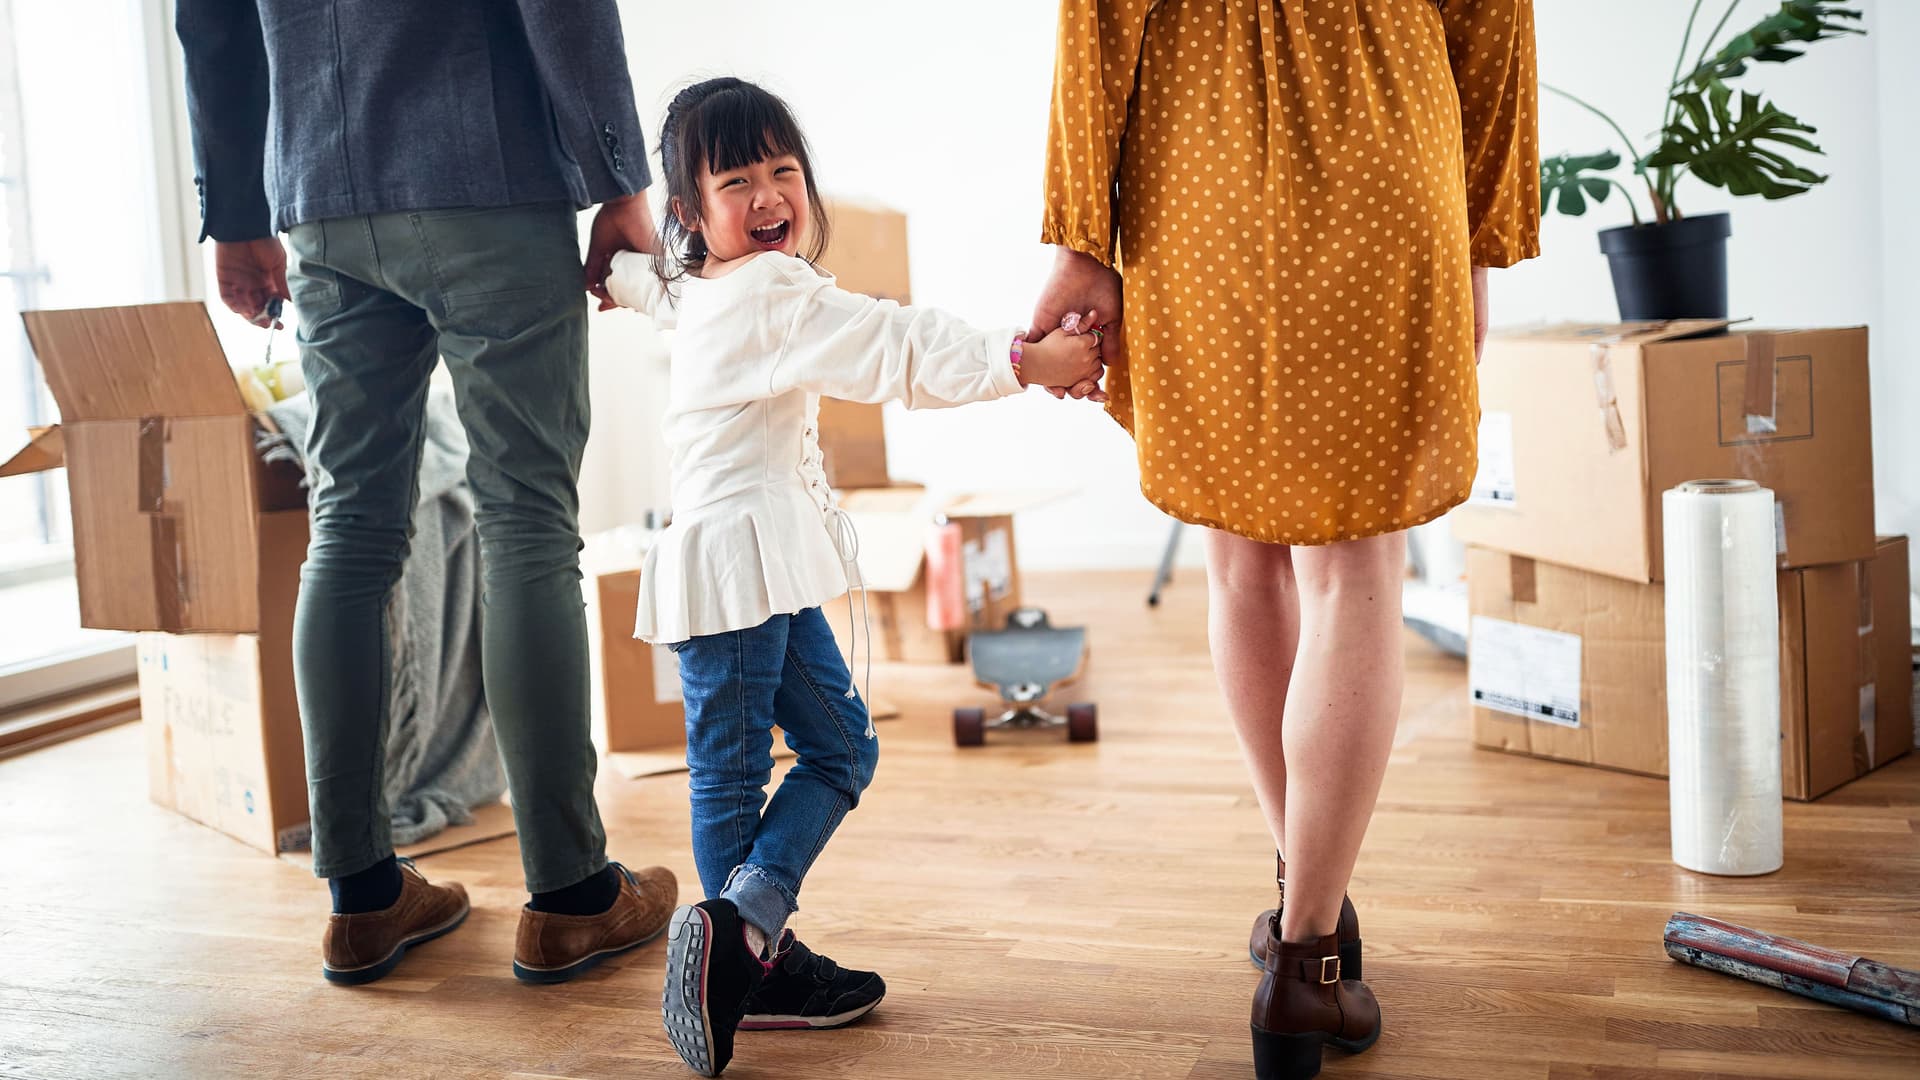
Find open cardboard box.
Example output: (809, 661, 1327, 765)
(4, 302, 308, 632)
(9, 301, 515, 859)
(823, 486, 1066, 664)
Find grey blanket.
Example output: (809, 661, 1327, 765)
(262, 386, 505, 847)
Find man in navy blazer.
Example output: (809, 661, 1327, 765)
(177, 0, 678, 987)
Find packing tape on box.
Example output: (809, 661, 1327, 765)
(1663, 479, 1783, 876)
(137, 416, 168, 512)
(1743, 333, 1778, 435)
(1589, 343, 1629, 452)
(137, 416, 187, 632)
(1855, 561, 1876, 771)
(150, 515, 185, 632)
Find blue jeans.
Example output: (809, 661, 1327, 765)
(285, 202, 607, 893)
(673, 607, 879, 940)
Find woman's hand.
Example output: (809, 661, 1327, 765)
(1031, 247, 1122, 399)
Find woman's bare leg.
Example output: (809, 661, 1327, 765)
(1204, 530, 1301, 871)
(1269, 531, 1406, 942)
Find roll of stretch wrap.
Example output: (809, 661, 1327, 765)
(1663, 479, 1783, 876)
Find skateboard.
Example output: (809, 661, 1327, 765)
(954, 607, 1096, 746)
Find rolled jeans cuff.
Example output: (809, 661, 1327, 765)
(721, 863, 798, 941)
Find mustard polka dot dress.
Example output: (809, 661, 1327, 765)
(1043, 0, 1540, 545)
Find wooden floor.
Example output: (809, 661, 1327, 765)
(3, 570, 1917, 1079)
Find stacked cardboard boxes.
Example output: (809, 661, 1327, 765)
(4, 303, 316, 852)
(1451, 322, 1910, 800)
(811, 201, 1056, 664)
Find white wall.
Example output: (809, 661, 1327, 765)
(1871, 4, 1920, 598)
(596, 1, 1910, 576)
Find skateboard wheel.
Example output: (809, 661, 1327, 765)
(954, 707, 986, 747)
(1067, 703, 1098, 743)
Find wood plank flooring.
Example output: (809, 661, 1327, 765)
(2, 570, 1915, 1079)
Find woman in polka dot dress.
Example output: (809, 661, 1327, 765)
(1033, 1, 1538, 1075)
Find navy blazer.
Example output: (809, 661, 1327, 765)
(177, 0, 650, 241)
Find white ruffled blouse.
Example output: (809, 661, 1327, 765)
(606, 250, 1023, 645)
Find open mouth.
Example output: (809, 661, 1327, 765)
(748, 220, 791, 249)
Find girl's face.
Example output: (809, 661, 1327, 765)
(685, 151, 810, 264)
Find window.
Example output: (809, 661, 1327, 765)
(0, 0, 192, 704)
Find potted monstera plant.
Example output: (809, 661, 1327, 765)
(1540, 1, 1864, 320)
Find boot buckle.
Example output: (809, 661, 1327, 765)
(1317, 955, 1340, 984)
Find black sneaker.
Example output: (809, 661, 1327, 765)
(739, 932, 886, 1031)
(661, 900, 769, 1077)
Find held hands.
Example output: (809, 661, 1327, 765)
(1018, 311, 1106, 401)
(1030, 247, 1122, 404)
(586, 194, 660, 311)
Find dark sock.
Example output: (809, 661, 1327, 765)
(530, 865, 621, 915)
(329, 855, 402, 914)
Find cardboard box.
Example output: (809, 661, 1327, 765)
(1467, 538, 1913, 800)
(813, 200, 908, 492)
(792, 200, 1068, 665)
(816, 397, 889, 492)
(822, 487, 1047, 664)
(139, 511, 310, 854)
(9, 303, 307, 632)
(819, 199, 911, 302)
(1451, 323, 1875, 583)
(595, 568, 686, 752)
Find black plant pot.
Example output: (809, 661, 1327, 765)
(1596, 212, 1731, 321)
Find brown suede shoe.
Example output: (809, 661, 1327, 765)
(321, 859, 470, 985)
(1248, 855, 1361, 979)
(1251, 929, 1382, 1079)
(513, 862, 677, 984)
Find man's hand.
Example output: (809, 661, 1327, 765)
(214, 238, 290, 327)
(1472, 265, 1489, 364)
(585, 194, 659, 311)
(1031, 247, 1122, 401)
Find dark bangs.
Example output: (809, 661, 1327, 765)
(694, 86, 808, 177)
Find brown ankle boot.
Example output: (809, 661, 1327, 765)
(1247, 856, 1361, 979)
(1251, 929, 1382, 1079)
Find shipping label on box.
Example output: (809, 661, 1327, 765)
(1469, 411, 1517, 507)
(1468, 539, 1911, 798)
(1468, 616, 1581, 726)
(139, 632, 308, 854)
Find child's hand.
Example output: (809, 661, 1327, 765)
(1019, 324, 1104, 399)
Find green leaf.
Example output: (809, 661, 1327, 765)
(1682, 1, 1863, 88)
(1644, 84, 1828, 200)
(1540, 150, 1622, 218)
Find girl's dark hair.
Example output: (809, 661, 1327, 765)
(655, 77, 831, 282)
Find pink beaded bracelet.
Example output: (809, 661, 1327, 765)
(1009, 334, 1025, 380)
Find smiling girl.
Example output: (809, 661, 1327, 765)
(605, 77, 1103, 1077)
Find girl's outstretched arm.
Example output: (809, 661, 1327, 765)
(768, 277, 1025, 410)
